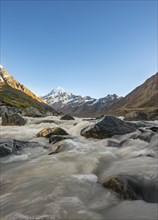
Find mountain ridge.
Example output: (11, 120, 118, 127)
(42, 72, 158, 119)
(42, 87, 121, 117)
(107, 72, 158, 118)
(0, 66, 58, 116)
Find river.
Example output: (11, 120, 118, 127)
(0, 116, 157, 220)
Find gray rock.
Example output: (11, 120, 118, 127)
(136, 131, 155, 142)
(147, 134, 158, 153)
(0, 106, 8, 114)
(107, 139, 120, 148)
(1, 112, 27, 126)
(60, 114, 75, 120)
(0, 143, 14, 157)
(22, 107, 43, 117)
(103, 174, 157, 203)
(48, 144, 65, 154)
(49, 135, 71, 144)
(80, 115, 138, 139)
(48, 140, 75, 155)
(149, 126, 158, 133)
(0, 139, 45, 157)
(0, 105, 22, 116)
(0, 139, 25, 157)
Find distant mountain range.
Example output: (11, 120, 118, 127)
(0, 65, 157, 119)
(43, 72, 158, 119)
(0, 66, 57, 116)
(42, 87, 121, 117)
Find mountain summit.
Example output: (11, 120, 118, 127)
(43, 88, 120, 117)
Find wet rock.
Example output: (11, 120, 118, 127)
(35, 119, 55, 124)
(80, 115, 138, 139)
(103, 174, 158, 203)
(48, 142, 66, 154)
(107, 139, 120, 148)
(60, 114, 75, 120)
(49, 140, 76, 154)
(37, 127, 69, 138)
(149, 126, 158, 133)
(48, 144, 64, 154)
(0, 139, 45, 157)
(136, 130, 155, 142)
(0, 140, 24, 157)
(0, 143, 13, 157)
(1, 112, 27, 126)
(147, 134, 158, 153)
(49, 135, 71, 144)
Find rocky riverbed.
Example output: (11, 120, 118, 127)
(0, 115, 158, 220)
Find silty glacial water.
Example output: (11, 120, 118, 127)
(0, 116, 157, 220)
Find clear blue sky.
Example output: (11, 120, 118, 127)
(1, 0, 157, 98)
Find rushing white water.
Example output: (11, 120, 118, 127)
(0, 116, 158, 220)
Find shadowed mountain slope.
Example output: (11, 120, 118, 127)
(107, 72, 158, 118)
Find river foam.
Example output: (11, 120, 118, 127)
(0, 116, 158, 219)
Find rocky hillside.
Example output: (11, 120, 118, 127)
(0, 66, 58, 116)
(108, 72, 158, 119)
(42, 87, 121, 117)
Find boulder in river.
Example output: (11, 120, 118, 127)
(37, 127, 69, 138)
(48, 143, 65, 154)
(80, 115, 138, 139)
(0, 139, 47, 157)
(149, 126, 158, 133)
(60, 114, 75, 120)
(1, 112, 27, 126)
(49, 135, 72, 144)
(48, 139, 75, 155)
(103, 174, 157, 203)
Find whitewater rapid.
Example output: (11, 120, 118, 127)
(0, 116, 158, 220)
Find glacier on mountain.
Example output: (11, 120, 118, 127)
(42, 87, 121, 117)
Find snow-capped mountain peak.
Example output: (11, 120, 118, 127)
(43, 87, 74, 104)
(42, 88, 122, 117)
(52, 86, 65, 95)
(47, 87, 72, 97)
(0, 65, 4, 70)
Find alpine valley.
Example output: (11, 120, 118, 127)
(42, 72, 158, 120)
(0, 66, 158, 220)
